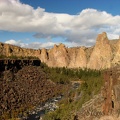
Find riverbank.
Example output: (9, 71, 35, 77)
(24, 82, 80, 120)
(24, 95, 63, 120)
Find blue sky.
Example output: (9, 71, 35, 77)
(0, 0, 120, 49)
(20, 0, 120, 15)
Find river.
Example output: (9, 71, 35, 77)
(25, 95, 62, 120)
(23, 82, 80, 120)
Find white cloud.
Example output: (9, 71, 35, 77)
(1, 0, 120, 47)
(4, 39, 90, 49)
(5, 39, 25, 47)
(5, 39, 17, 45)
(5, 39, 59, 49)
(25, 42, 57, 49)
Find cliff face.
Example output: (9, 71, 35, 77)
(77, 66, 120, 120)
(47, 44, 69, 67)
(112, 40, 120, 65)
(102, 67, 120, 116)
(0, 42, 40, 58)
(87, 32, 112, 69)
(0, 32, 120, 69)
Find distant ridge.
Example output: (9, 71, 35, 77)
(0, 32, 120, 69)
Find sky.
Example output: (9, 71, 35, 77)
(0, 0, 120, 49)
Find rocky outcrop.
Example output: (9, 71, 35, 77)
(47, 44, 69, 67)
(77, 66, 120, 120)
(44, 44, 87, 68)
(87, 32, 112, 69)
(39, 48, 48, 63)
(0, 65, 62, 119)
(102, 67, 120, 115)
(111, 40, 120, 66)
(0, 32, 120, 69)
(68, 47, 87, 68)
(0, 42, 40, 58)
(0, 59, 40, 71)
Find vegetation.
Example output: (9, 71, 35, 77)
(41, 63, 103, 120)
(0, 62, 103, 120)
(0, 98, 36, 120)
(41, 62, 102, 84)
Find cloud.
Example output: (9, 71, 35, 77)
(5, 39, 25, 47)
(5, 39, 59, 49)
(25, 42, 57, 49)
(4, 39, 90, 49)
(1, 0, 120, 47)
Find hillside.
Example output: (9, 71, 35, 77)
(1, 59, 120, 119)
(42, 66, 120, 120)
(0, 63, 63, 119)
(76, 66, 120, 120)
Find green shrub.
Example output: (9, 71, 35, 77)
(42, 65, 103, 120)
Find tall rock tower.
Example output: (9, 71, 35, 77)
(87, 32, 112, 69)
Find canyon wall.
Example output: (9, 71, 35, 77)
(76, 66, 120, 120)
(0, 32, 120, 69)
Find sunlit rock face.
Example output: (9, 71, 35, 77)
(47, 44, 69, 67)
(39, 48, 48, 63)
(111, 40, 120, 66)
(67, 47, 87, 68)
(87, 32, 112, 69)
(47, 44, 87, 68)
(1, 32, 120, 69)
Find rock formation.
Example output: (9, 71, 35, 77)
(0, 65, 62, 119)
(67, 47, 87, 68)
(0, 59, 40, 71)
(77, 66, 120, 120)
(102, 67, 120, 116)
(0, 32, 120, 69)
(47, 44, 69, 67)
(112, 40, 120, 66)
(87, 32, 112, 69)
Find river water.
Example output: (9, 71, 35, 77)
(25, 95, 62, 120)
(24, 82, 80, 120)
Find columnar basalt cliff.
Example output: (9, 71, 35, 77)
(102, 67, 120, 115)
(77, 66, 120, 120)
(0, 32, 120, 69)
(0, 59, 40, 71)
